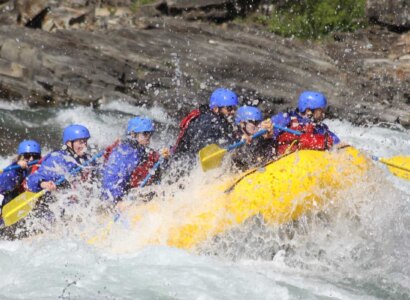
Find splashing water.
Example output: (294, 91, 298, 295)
(0, 102, 409, 299)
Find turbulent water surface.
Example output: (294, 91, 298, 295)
(0, 100, 409, 299)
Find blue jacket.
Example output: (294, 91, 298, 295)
(102, 139, 146, 201)
(27, 149, 89, 192)
(0, 162, 28, 205)
(271, 110, 340, 144)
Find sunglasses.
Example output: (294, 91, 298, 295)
(141, 131, 153, 137)
(23, 153, 41, 160)
(75, 139, 88, 145)
(222, 106, 236, 112)
(246, 120, 260, 126)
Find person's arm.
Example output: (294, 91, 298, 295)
(328, 130, 340, 145)
(271, 112, 291, 139)
(27, 154, 68, 192)
(319, 123, 340, 145)
(260, 118, 274, 139)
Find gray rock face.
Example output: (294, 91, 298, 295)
(367, 0, 410, 29)
(0, 0, 409, 128)
(1, 0, 261, 31)
(0, 18, 408, 128)
(155, 0, 261, 21)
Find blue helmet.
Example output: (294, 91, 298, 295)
(235, 106, 263, 124)
(209, 88, 239, 109)
(17, 140, 41, 155)
(127, 116, 155, 135)
(63, 124, 91, 144)
(298, 91, 327, 113)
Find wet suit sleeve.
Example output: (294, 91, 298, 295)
(328, 131, 340, 145)
(316, 123, 340, 145)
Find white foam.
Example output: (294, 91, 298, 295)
(1, 113, 409, 299)
(0, 100, 30, 110)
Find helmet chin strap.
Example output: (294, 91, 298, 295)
(62, 142, 82, 159)
(127, 135, 141, 148)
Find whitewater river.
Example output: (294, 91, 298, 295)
(0, 101, 409, 299)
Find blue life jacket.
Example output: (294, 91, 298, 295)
(0, 162, 28, 206)
(271, 110, 340, 144)
(101, 139, 146, 202)
(27, 149, 90, 192)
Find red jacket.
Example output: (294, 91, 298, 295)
(129, 151, 160, 188)
(172, 108, 201, 154)
(277, 117, 333, 155)
(22, 159, 43, 191)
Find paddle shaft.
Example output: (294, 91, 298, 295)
(275, 128, 409, 175)
(1, 150, 105, 227)
(275, 128, 409, 177)
(274, 127, 409, 179)
(226, 130, 268, 151)
(140, 157, 164, 188)
(273, 125, 302, 136)
(51, 151, 104, 186)
(226, 125, 302, 152)
(371, 156, 410, 173)
(1, 160, 39, 173)
(109, 156, 164, 230)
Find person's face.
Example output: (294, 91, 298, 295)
(303, 108, 325, 122)
(136, 131, 152, 147)
(21, 153, 40, 162)
(70, 139, 88, 157)
(219, 105, 237, 118)
(241, 121, 259, 135)
(312, 108, 325, 122)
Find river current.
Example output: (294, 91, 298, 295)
(0, 100, 409, 299)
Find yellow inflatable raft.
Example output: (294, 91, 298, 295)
(90, 146, 370, 249)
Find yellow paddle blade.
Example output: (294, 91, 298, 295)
(2, 190, 46, 227)
(380, 156, 410, 180)
(199, 144, 227, 171)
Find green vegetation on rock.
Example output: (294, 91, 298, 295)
(253, 0, 367, 39)
(130, 0, 156, 12)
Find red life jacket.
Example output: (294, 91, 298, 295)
(22, 158, 44, 191)
(172, 109, 201, 153)
(129, 151, 160, 188)
(277, 117, 333, 155)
